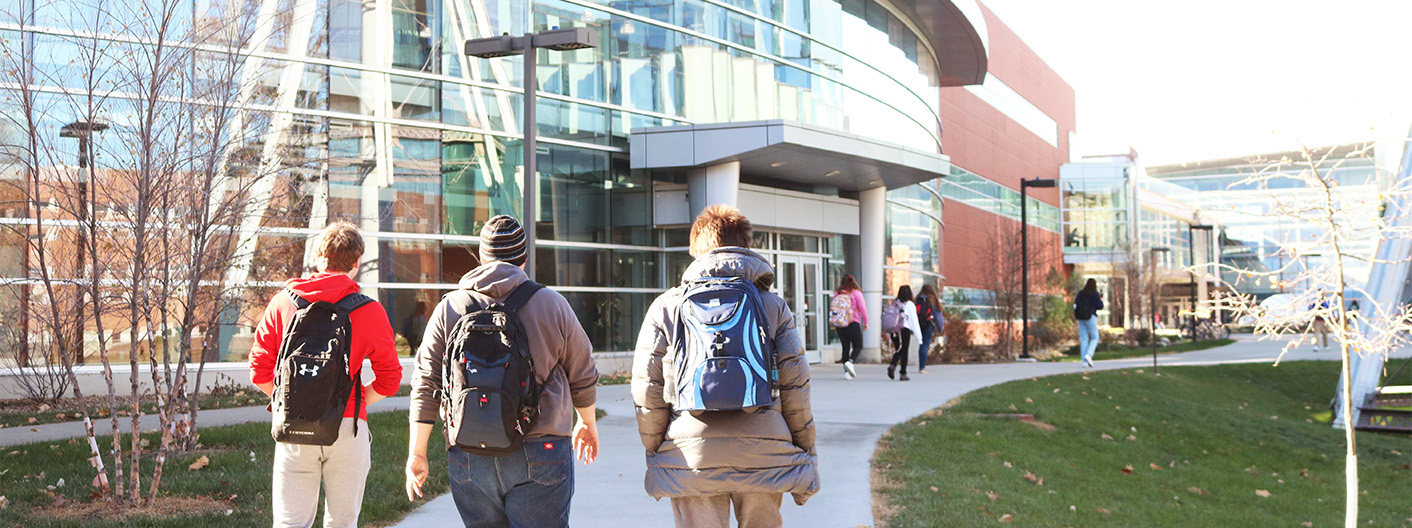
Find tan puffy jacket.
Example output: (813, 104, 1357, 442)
(631, 247, 820, 505)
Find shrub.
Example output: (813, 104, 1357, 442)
(1125, 328, 1152, 347)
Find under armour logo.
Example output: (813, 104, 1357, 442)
(298, 364, 321, 377)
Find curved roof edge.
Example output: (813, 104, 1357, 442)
(894, 0, 989, 86)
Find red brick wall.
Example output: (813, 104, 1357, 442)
(938, 2, 1075, 292)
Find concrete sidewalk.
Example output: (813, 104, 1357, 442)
(2, 337, 1390, 526)
(393, 337, 1399, 528)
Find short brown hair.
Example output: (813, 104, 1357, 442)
(689, 204, 752, 256)
(313, 221, 364, 272)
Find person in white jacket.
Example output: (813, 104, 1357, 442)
(887, 285, 923, 381)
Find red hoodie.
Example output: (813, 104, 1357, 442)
(248, 272, 402, 421)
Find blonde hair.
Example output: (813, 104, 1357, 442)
(313, 221, 364, 272)
(689, 204, 752, 256)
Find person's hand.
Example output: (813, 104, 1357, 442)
(405, 454, 429, 501)
(572, 419, 599, 465)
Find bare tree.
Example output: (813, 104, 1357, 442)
(1209, 143, 1411, 528)
(981, 221, 1061, 358)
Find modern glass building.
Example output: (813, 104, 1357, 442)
(1147, 145, 1399, 301)
(1, 0, 992, 364)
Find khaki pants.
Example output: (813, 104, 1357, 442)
(272, 418, 371, 528)
(671, 493, 783, 528)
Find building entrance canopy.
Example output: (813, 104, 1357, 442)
(630, 120, 950, 191)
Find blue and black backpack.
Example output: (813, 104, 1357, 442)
(669, 277, 778, 411)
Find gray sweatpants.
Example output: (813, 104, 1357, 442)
(671, 493, 784, 528)
(272, 418, 371, 528)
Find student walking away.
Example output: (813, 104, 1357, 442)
(1309, 294, 1332, 351)
(247, 222, 404, 528)
(400, 301, 428, 353)
(632, 205, 820, 528)
(829, 274, 866, 380)
(1073, 279, 1104, 368)
(404, 215, 601, 528)
(914, 284, 943, 374)
(884, 286, 922, 381)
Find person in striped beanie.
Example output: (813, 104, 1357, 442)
(406, 214, 601, 528)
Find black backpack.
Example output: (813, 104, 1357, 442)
(271, 291, 374, 446)
(1073, 293, 1097, 320)
(442, 282, 544, 457)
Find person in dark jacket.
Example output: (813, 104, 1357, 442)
(1074, 278, 1104, 368)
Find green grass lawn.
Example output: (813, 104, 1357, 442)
(0, 411, 450, 527)
(1047, 338, 1236, 362)
(872, 362, 1412, 527)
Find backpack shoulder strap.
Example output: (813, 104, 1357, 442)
(502, 281, 545, 316)
(287, 290, 312, 310)
(336, 293, 376, 313)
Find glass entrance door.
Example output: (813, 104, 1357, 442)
(776, 255, 823, 364)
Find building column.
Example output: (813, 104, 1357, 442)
(688, 161, 740, 215)
(859, 186, 886, 360)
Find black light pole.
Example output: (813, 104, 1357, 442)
(1186, 224, 1213, 341)
(1150, 246, 1170, 372)
(1020, 178, 1057, 359)
(465, 27, 598, 279)
(60, 120, 108, 366)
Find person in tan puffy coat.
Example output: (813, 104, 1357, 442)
(632, 204, 820, 528)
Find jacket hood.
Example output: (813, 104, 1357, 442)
(681, 247, 775, 289)
(286, 272, 361, 303)
(459, 261, 529, 298)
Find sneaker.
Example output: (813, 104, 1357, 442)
(844, 370, 855, 380)
(899, 374, 910, 381)
(844, 361, 857, 378)
(1084, 358, 1093, 368)
(916, 369, 927, 374)
(887, 364, 896, 380)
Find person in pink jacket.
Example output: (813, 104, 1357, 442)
(833, 275, 867, 379)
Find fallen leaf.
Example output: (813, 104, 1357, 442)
(1053, 389, 1060, 393)
(1187, 487, 1207, 495)
(998, 514, 1013, 522)
(1003, 461, 1013, 468)
(1255, 490, 1271, 498)
(1095, 507, 1111, 514)
(930, 486, 939, 492)
(0, 496, 7, 509)
(188, 455, 210, 471)
(1301, 523, 1313, 528)
(1149, 463, 1163, 471)
(1025, 398, 1033, 403)
(27, 418, 36, 424)
(1101, 433, 1114, 440)
(987, 490, 999, 501)
(1022, 472, 1040, 485)
(1008, 404, 1018, 411)
(1128, 435, 1137, 441)
(1121, 465, 1134, 475)
(55, 414, 66, 420)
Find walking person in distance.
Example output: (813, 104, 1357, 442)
(830, 274, 866, 380)
(404, 215, 601, 528)
(632, 204, 820, 528)
(884, 285, 921, 381)
(914, 284, 943, 374)
(248, 222, 404, 528)
(1074, 278, 1104, 368)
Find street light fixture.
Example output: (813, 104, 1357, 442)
(59, 119, 108, 367)
(1186, 224, 1213, 342)
(1150, 246, 1171, 373)
(1020, 177, 1057, 360)
(465, 27, 598, 278)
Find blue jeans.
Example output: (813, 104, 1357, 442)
(918, 327, 934, 370)
(447, 436, 573, 528)
(1077, 318, 1100, 363)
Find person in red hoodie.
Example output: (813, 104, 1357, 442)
(248, 221, 403, 528)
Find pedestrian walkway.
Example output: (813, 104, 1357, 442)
(0, 337, 1393, 526)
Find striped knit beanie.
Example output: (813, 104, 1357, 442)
(479, 215, 527, 267)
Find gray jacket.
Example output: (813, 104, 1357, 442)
(631, 247, 820, 505)
(409, 262, 598, 441)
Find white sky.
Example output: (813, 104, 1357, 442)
(979, 0, 1412, 165)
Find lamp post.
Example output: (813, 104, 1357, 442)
(1149, 246, 1170, 372)
(59, 119, 108, 366)
(1020, 178, 1057, 360)
(1186, 224, 1213, 341)
(464, 27, 598, 279)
